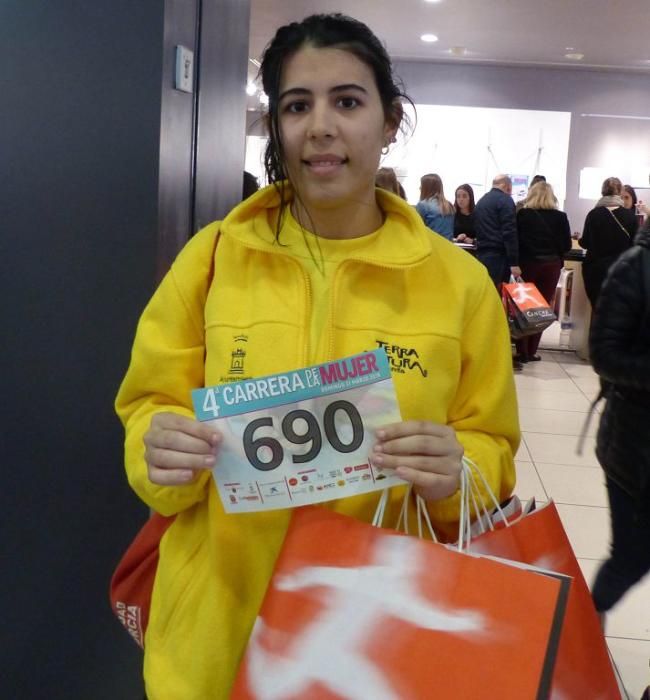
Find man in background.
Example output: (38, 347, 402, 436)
(474, 174, 521, 287)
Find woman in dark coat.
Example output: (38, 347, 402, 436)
(514, 182, 571, 362)
(589, 218, 650, 621)
(579, 176, 638, 309)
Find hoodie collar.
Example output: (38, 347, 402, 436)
(220, 183, 432, 268)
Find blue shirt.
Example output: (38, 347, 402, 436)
(415, 198, 454, 240)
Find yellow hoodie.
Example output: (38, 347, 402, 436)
(115, 186, 519, 699)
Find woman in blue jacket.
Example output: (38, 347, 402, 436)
(416, 173, 454, 240)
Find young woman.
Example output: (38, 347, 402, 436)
(375, 165, 402, 197)
(579, 176, 638, 308)
(453, 183, 476, 241)
(415, 173, 455, 240)
(115, 13, 519, 698)
(515, 182, 571, 362)
(621, 183, 637, 211)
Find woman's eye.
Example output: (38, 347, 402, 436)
(285, 101, 308, 114)
(337, 96, 360, 109)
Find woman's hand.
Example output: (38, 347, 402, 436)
(371, 421, 463, 501)
(144, 412, 221, 486)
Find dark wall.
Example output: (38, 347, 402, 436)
(2, 0, 250, 696)
(193, 0, 251, 232)
(2, 1, 163, 696)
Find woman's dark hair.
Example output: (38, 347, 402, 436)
(454, 183, 475, 213)
(259, 13, 413, 236)
(623, 184, 637, 208)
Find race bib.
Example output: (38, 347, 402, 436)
(192, 349, 405, 513)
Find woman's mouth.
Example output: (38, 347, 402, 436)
(303, 156, 348, 176)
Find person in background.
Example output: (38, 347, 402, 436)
(415, 173, 455, 240)
(514, 182, 571, 362)
(622, 184, 647, 228)
(397, 181, 407, 200)
(621, 184, 637, 211)
(589, 217, 650, 631)
(453, 183, 476, 241)
(474, 174, 521, 287)
(375, 166, 401, 197)
(114, 13, 519, 697)
(243, 170, 259, 199)
(516, 174, 546, 212)
(579, 176, 638, 309)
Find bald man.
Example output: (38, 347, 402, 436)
(474, 175, 522, 287)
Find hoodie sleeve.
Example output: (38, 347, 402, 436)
(426, 271, 520, 525)
(115, 222, 220, 515)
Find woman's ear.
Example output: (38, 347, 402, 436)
(384, 100, 403, 144)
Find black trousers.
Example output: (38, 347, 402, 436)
(592, 477, 650, 612)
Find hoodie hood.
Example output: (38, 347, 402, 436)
(219, 183, 435, 268)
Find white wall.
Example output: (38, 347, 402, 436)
(382, 104, 571, 206)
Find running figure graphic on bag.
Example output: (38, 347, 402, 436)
(510, 284, 543, 307)
(246, 535, 487, 700)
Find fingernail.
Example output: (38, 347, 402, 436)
(373, 443, 383, 453)
(204, 455, 216, 466)
(373, 454, 384, 465)
(211, 433, 221, 445)
(376, 430, 386, 439)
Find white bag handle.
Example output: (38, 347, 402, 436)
(371, 456, 508, 549)
(371, 486, 438, 542)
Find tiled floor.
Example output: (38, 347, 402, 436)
(514, 349, 650, 699)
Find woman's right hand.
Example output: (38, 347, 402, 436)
(144, 412, 221, 486)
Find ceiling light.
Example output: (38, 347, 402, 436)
(420, 33, 439, 43)
(246, 82, 257, 96)
(259, 92, 269, 106)
(248, 57, 261, 68)
(424, 0, 442, 3)
(565, 52, 584, 60)
(565, 47, 574, 51)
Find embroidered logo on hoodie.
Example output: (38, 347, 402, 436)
(376, 340, 428, 377)
(220, 335, 252, 383)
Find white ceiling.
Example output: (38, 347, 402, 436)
(249, 0, 650, 73)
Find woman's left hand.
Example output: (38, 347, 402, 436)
(372, 421, 463, 502)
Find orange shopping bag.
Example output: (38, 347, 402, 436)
(502, 281, 556, 339)
(468, 501, 620, 699)
(232, 505, 570, 700)
(109, 512, 175, 648)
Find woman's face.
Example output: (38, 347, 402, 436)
(455, 189, 470, 212)
(277, 46, 396, 215)
(622, 190, 634, 209)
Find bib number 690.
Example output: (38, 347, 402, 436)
(242, 400, 364, 472)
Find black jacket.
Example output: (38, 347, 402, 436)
(590, 222, 650, 519)
(474, 188, 518, 264)
(579, 205, 637, 306)
(517, 208, 572, 262)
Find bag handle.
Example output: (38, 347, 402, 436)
(371, 486, 438, 542)
(606, 208, 631, 238)
(372, 456, 509, 548)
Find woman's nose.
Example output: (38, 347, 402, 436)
(306, 102, 336, 140)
